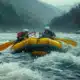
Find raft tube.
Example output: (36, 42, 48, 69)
(11, 37, 62, 56)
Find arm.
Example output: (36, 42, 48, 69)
(52, 32, 56, 37)
(51, 32, 56, 39)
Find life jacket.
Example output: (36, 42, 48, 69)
(17, 32, 24, 38)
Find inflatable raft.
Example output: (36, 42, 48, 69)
(11, 37, 62, 56)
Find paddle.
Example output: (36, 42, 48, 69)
(55, 38, 77, 47)
(0, 41, 14, 51)
(0, 32, 37, 51)
(0, 37, 77, 51)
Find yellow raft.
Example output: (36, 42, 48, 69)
(11, 37, 62, 56)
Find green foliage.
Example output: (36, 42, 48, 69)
(0, 1, 23, 26)
(0, 1, 43, 31)
(50, 4, 80, 29)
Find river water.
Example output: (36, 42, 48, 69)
(0, 32, 80, 80)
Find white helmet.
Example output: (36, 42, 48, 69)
(23, 29, 29, 32)
(44, 26, 50, 30)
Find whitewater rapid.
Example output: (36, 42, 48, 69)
(0, 32, 80, 80)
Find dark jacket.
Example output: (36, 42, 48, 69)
(41, 30, 56, 38)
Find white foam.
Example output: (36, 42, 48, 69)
(0, 62, 42, 80)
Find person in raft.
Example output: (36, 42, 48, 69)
(15, 29, 29, 43)
(41, 26, 56, 39)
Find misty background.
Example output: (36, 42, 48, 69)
(0, 0, 80, 32)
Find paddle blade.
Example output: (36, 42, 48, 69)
(0, 41, 13, 51)
(55, 38, 77, 47)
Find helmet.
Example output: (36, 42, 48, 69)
(44, 26, 50, 30)
(23, 29, 29, 32)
